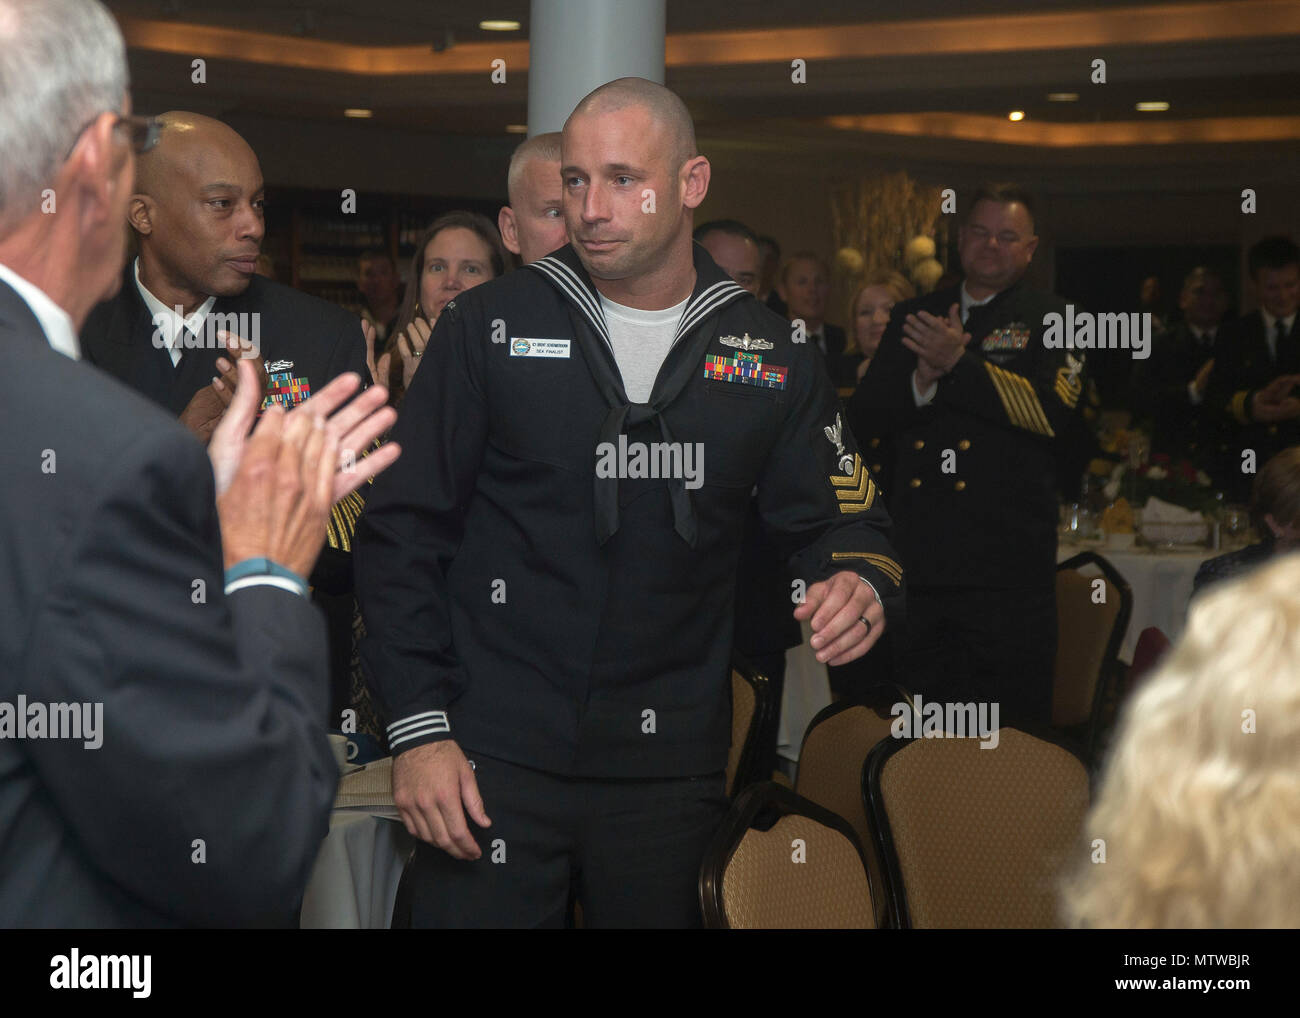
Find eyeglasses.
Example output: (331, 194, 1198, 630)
(115, 114, 162, 154)
(65, 113, 162, 160)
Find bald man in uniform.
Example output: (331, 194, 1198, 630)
(498, 132, 568, 267)
(357, 78, 902, 928)
(81, 111, 371, 724)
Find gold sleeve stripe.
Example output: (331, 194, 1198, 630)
(326, 487, 367, 552)
(985, 362, 1054, 437)
(831, 551, 903, 585)
(984, 361, 1028, 429)
(1229, 390, 1251, 425)
(1011, 371, 1054, 436)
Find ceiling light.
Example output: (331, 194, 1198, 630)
(1048, 92, 1079, 102)
(1136, 101, 1170, 112)
(506, 124, 528, 134)
(344, 108, 373, 118)
(480, 20, 521, 31)
(1008, 110, 1025, 122)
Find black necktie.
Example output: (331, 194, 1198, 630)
(174, 327, 196, 370)
(1276, 318, 1297, 371)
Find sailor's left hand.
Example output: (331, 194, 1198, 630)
(796, 569, 886, 666)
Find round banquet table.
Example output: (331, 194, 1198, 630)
(1056, 539, 1218, 662)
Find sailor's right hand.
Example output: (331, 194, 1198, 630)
(392, 739, 491, 859)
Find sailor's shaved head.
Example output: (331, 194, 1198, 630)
(566, 76, 696, 172)
(559, 77, 709, 292)
(129, 111, 266, 310)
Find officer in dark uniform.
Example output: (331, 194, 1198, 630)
(355, 78, 903, 928)
(1204, 236, 1300, 503)
(1128, 266, 1228, 475)
(850, 184, 1087, 725)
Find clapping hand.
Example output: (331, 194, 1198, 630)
(902, 303, 971, 387)
(1251, 374, 1300, 423)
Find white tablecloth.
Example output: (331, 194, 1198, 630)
(300, 811, 414, 929)
(1057, 541, 1216, 661)
(776, 620, 827, 764)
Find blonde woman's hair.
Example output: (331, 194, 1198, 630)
(847, 271, 913, 342)
(1060, 552, 1300, 927)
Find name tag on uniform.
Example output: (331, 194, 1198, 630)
(510, 338, 570, 359)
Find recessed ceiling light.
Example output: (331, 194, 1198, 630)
(344, 108, 373, 118)
(480, 19, 521, 31)
(1008, 110, 1025, 122)
(505, 124, 528, 134)
(1136, 101, 1170, 112)
(1048, 92, 1079, 102)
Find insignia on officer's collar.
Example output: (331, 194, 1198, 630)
(720, 332, 773, 351)
(823, 413, 856, 475)
(981, 322, 1032, 352)
(265, 359, 294, 373)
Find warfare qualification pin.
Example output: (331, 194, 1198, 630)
(720, 332, 773, 352)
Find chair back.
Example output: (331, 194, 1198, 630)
(726, 655, 774, 797)
(795, 689, 914, 927)
(865, 726, 1089, 928)
(700, 782, 876, 929)
(1053, 552, 1132, 738)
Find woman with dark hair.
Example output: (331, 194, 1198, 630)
(1192, 445, 1300, 597)
(377, 210, 508, 406)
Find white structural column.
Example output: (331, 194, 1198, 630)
(527, 0, 667, 136)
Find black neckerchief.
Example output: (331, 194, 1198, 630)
(527, 243, 749, 548)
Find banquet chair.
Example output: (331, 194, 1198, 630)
(726, 654, 775, 797)
(699, 782, 878, 929)
(864, 726, 1089, 928)
(1053, 551, 1132, 764)
(794, 688, 915, 928)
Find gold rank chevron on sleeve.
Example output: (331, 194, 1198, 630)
(829, 453, 877, 513)
(1054, 355, 1084, 409)
(984, 361, 1055, 437)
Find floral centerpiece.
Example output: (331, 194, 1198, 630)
(1087, 428, 1220, 516)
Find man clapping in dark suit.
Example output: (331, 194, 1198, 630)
(1205, 236, 1300, 501)
(0, 0, 398, 926)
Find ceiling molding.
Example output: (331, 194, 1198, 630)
(823, 112, 1300, 146)
(118, 1, 1300, 75)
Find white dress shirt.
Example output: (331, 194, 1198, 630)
(0, 262, 80, 360)
(134, 257, 216, 367)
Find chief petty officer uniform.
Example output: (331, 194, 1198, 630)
(355, 243, 904, 928)
(849, 278, 1087, 725)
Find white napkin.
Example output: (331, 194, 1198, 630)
(1142, 495, 1203, 523)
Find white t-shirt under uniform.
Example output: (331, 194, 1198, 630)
(599, 293, 689, 403)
